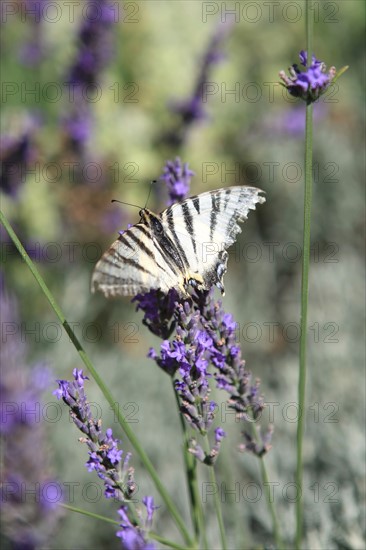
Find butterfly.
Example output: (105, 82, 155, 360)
(91, 186, 265, 298)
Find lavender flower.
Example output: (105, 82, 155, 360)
(171, 22, 231, 123)
(279, 50, 338, 104)
(189, 427, 227, 466)
(239, 425, 274, 457)
(54, 368, 158, 547)
(146, 289, 270, 460)
(54, 368, 135, 500)
(160, 158, 195, 205)
(161, 22, 232, 147)
(62, 0, 116, 154)
(133, 289, 179, 339)
(117, 498, 158, 549)
(0, 275, 62, 548)
(61, 88, 93, 154)
(133, 158, 271, 460)
(67, 0, 116, 87)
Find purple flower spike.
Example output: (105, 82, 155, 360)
(215, 427, 226, 443)
(0, 276, 63, 547)
(161, 158, 195, 205)
(145, 281, 270, 461)
(162, 22, 232, 147)
(279, 51, 339, 104)
(61, 0, 116, 154)
(54, 370, 135, 501)
(134, 159, 271, 464)
(171, 22, 232, 126)
(117, 500, 157, 549)
(133, 289, 180, 339)
(143, 496, 159, 527)
(54, 368, 158, 545)
(239, 425, 274, 457)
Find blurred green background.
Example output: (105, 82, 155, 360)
(1, 1, 365, 548)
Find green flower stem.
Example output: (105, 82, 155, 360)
(173, 386, 207, 548)
(296, 2, 314, 546)
(259, 457, 283, 549)
(61, 505, 187, 550)
(296, 98, 313, 550)
(203, 435, 227, 550)
(61, 504, 120, 524)
(249, 422, 283, 549)
(149, 533, 192, 550)
(0, 210, 194, 549)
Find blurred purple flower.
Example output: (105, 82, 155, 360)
(62, 0, 116, 154)
(0, 275, 63, 548)
(67, 0, 116, 87)
(18, 1, 50, 66)
(117, 501, 157, 549)
(171, 22, 231, 122)
(244, 103, 328, 147)
(239, 424, 274, 457)
(279, 50, 337, 104)
(160, 158, 195, 205)
(61, 87, 94, 156)
(162, 22, 232, 147)
(143, 496, 159, 527)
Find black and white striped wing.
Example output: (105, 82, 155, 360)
(91, 224, 185, 298)
(160, 186, 265, 292)
(92, 186, 265, 298)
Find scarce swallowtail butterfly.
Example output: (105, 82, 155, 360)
(91, 186, 265, 298)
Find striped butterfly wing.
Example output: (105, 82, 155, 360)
(160, 186, 265, 294)
(91, 223, 186, 298)
(92, 186, 265, 298)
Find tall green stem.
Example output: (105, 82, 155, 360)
(173, 386, 206, 548)
(0, 210, 194, 548)
(249, 422, 283, 549)
(203, 436, 227, 550)
(296, 2, 314, 547)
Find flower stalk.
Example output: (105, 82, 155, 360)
(296, 90, 313, 550)
(296, 3, 314, 547)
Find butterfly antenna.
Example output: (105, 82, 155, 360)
(111, 199, 142, 210)
(144, 180, 156, 209)
(111, 181, 157, 211)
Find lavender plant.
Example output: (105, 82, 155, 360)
(0, 275, 63, 549)
(0, 210, 193, 547)
(50, 158, 273, 548)
(279, 41, 347, 548)
(133, 158, 273, 547)
(61, 0, 116, 156)
(160, 22, 232, 148)
(279, 50, 347, 105)
(54, 368, 158, 548)
(0, 5, 354, 546)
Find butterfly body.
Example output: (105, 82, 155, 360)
(92, 186, 265, 298)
